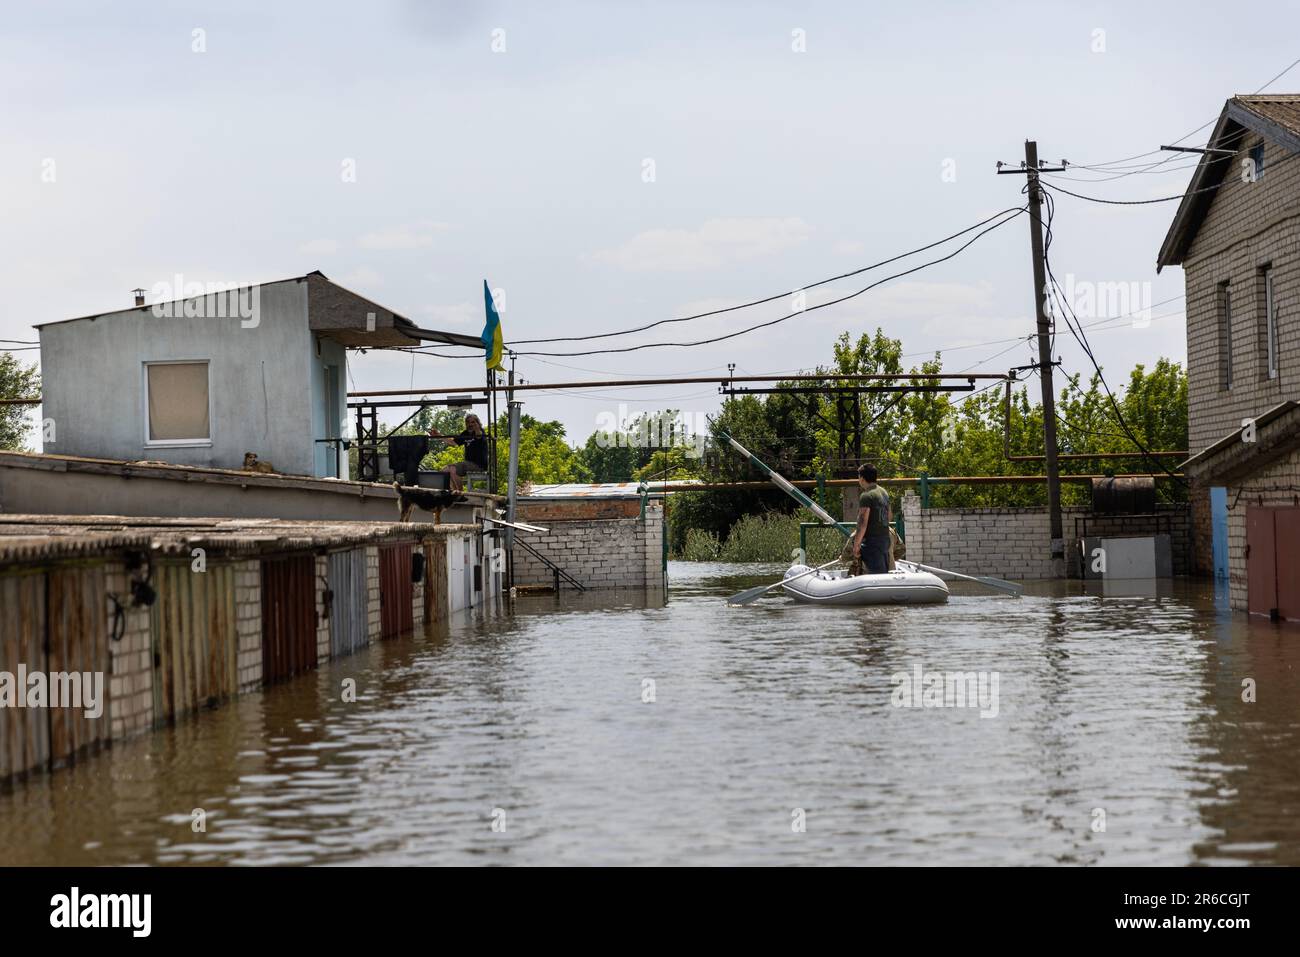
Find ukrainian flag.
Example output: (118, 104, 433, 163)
(482, 279, 504, 371)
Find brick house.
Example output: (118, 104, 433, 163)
(1158, 95, 1300, 619)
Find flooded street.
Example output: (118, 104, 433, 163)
(3, 562, 1299, 866)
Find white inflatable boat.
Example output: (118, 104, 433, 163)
(780, 562, 949, 606)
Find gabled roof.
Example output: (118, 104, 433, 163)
(1157, 95, 1300, 271)
(35, 270, 482, 351)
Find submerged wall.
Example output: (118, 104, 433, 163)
(0, 517, 501, 787)
(901, 493, 1191, 579)
(513, 497, 665, 591)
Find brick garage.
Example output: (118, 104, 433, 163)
(0, 515, 498, 786)
(1184, 403, 1300, 617)
(513, 495, 665, 590)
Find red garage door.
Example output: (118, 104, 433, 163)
(1247, 507, 1300, 622)
(1276, 509, 1300, 623)
(261, 555, 318, 683)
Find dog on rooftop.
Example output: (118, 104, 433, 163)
(394, 481, 466, 523)
(242, 452, 277, 473)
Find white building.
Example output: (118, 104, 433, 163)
(37, 271, 478, 479)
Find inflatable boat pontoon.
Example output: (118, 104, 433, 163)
(780, 562, 949, 606)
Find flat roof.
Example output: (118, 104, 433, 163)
(524, 481, 676, 499)
(0, 513, 476, 564)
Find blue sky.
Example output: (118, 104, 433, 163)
(3, 0, 1297, 444)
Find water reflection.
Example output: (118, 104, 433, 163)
(1, 564, 1298, 865)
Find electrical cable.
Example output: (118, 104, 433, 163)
(510, 207, 1029, 347)
(514, 207, 1028, 357)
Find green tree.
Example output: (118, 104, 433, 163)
(0, 354, 40, 451)
(422, 412, 591, 488)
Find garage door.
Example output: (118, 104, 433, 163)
(1247, 506, 1300, 622)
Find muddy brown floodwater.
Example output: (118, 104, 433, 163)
(2, 562, 1299, 865)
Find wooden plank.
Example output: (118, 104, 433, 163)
(222, 564, 237, 697)
(0, 578, 10, 779)
(47, 571, 70, 768)
(26, 573, 49, 776)
(166, 565, 182, 722)
(86, 566, 107, 751)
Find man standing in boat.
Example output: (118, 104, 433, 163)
(851, 462, 892, 575)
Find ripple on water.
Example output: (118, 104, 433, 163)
(1, 568, 1298, 865)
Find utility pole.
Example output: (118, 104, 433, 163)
(1001, 141, 1066, 576)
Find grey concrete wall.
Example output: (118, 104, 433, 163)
(39, 278, 318, 475)
(309, 336, 348, 479)
(0, 453, 483, 524)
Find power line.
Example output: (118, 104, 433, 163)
(509, 206, 1029, 347)
(1047, 159, 1201, 183)
(1042, 115, 1300, 205)
(1041, 193, 1187, 486)
(514, 207, 1028, 357)
(1062, 55, 1300, 171)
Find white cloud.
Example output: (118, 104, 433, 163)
(833, 240, 866, 255)
(589, 217, 812, 272)
(418, 301, 477, 327)
(336, 266, 384, 289)
(299, 238, 339, 255)
(358, 220, 453, 250)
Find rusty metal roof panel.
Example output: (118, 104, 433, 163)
(0, 515, 481, 566)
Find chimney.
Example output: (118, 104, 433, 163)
(132, 288, 146, 307)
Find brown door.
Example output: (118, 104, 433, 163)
(1275, 508, 1300, 623)
(379, 545, 414, 640)
(45, 567, 109, 767)
(1246, 507, 1278, 618)
(261, 555, 318, 683)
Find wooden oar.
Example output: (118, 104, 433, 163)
(895, 559, 1023, 597)
(718, 431, 851, 539)
(727, 558, 842, 606)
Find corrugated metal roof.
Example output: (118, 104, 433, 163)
(33, 271, 478, 351)
(0, 515, 480, 565)
(0, 449, 404, 496)
(523, 481, 684, 499)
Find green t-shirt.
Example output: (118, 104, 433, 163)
(858, 485, 891, 538)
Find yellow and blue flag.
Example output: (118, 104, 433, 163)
(482, 280, 504, 371)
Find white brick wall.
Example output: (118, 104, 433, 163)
(902, 493, 1191, 579)
(234, 559, 262, 692)
(315, 554, 331, 665)
(1183, 135, 1300, 453)
(106, 563, 154, 742)
(365, 546, 381, 640)
(511, 502, 665, 590)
